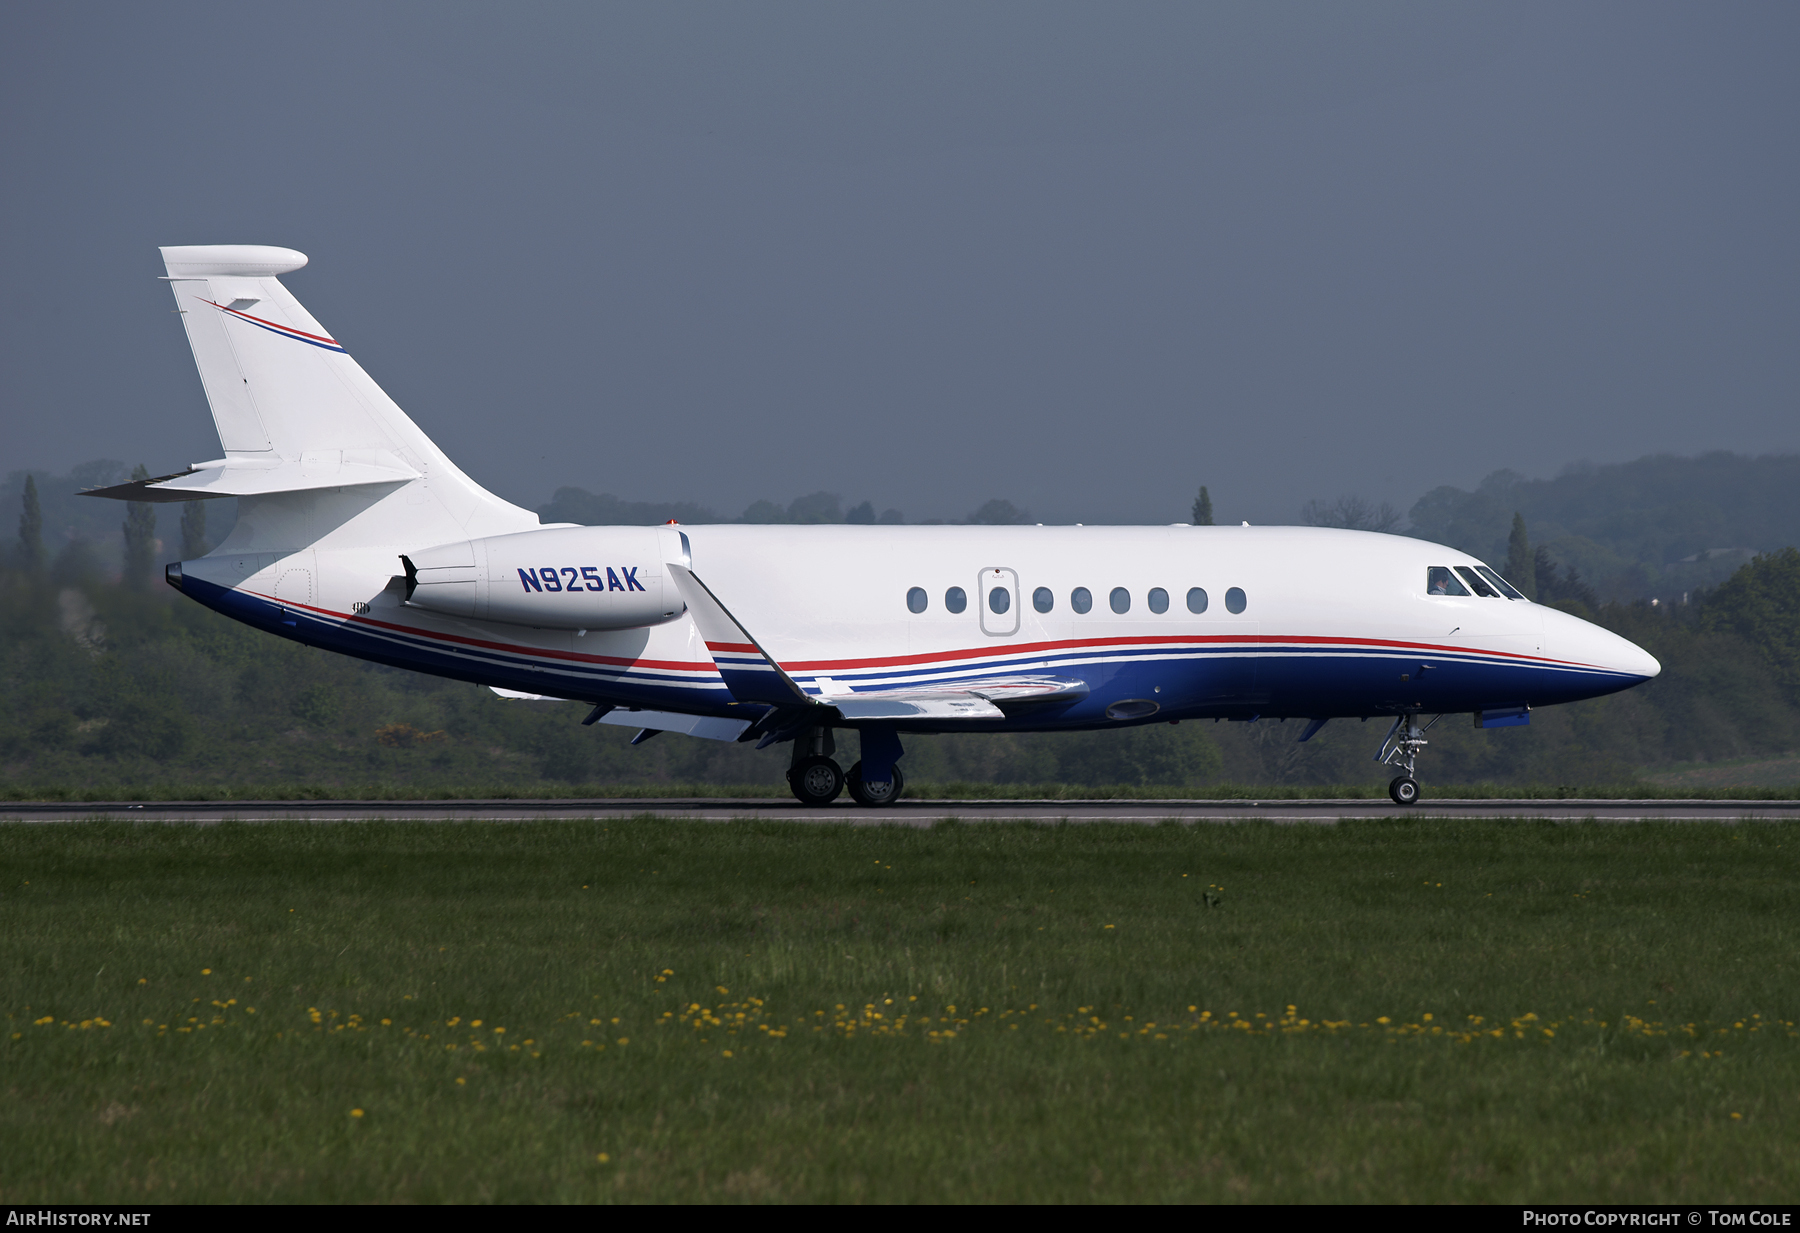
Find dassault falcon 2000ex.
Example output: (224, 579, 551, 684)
(88, 245, 1661, 807)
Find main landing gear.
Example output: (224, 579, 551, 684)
(785, 726, 905, 808)
(1376, 713, 1441, 806)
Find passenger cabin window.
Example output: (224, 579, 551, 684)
(1476, 566, 1527, 600)
(1426, 567, 1470, 596)
(1033, 587, 1054, 613)
(988, 586, 1011, 615)
(1071, 587, 1093, 614)
(1148, 587, 1169, 613)
(906, 586, 927, 613)
(1455, 566, 1500, 597)
(1187, 587, 1208, 613)
(1109, 587, 1131, 614)
(945, 586, 967, 614)
(1225, 587, 1247, 614)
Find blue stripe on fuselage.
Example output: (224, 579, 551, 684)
(178, 576, 1650, 730)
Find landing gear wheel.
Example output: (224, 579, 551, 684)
(846, 761, 904, 808)
(788, 756, 844, 806)
(1389, 776, 1420, 806)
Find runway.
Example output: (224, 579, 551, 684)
(3, 798, 1798, 825)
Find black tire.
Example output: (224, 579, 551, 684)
(1389, 776, 1420, 806)
(846, 761, 905, 808)
(788, 756, 844, 806)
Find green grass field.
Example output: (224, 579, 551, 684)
(3, 817, 1796, 1203)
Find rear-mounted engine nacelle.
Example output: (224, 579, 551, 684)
(402, 525, 689, 631)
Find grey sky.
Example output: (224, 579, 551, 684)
(3, 2, 1796, 525)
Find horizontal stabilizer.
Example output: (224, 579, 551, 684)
(80, 453, 420, 503)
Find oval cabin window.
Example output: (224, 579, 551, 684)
(945, 586, 967, 614)
(1110, 587, 1131, 614)
(1225, 587, 1247, 614)
(1148, 587, 1169, 613)
(1033, 587, 1054, 613)
(1187, 587, 1208, 613)
(906, 587, 927, 613)
(1071, 587, 1093, 614)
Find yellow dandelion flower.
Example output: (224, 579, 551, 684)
(351, 1109, 364, 1118)
(597, 1153, 611, 1162)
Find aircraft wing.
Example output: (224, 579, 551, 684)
(823, 675, 1088, 720)
(665, 563, 1086, 724)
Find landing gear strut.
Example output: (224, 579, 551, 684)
(784, 724, 907, 807)
(786, 727, 842, 806)
(1376, 713, 1441, 806)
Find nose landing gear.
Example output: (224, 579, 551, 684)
(1376, 713, 1441, 806)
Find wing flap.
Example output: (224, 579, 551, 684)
(823, 674, 1088, 721)
(593, 709, 751, 742)
(832, 693, 1006, 720)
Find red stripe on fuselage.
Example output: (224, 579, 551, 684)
(238, 591, 1614, 681)
(776, 632, 1599, 674)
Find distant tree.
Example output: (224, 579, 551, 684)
(844, 501, 876, 525)
(740, 499, 788, 524)
(536, 487, 722, 526)
(785, 492, 843, 524)
(1701, 547, 1800, 698)
(1533, 546, 1599, 613)
(1504, 512, 1537, 598)
(966, 499, 1030, 525)
(179, 501, 209, 559)
(1191, 486, 1214, 526)
(121, 464, 156, 590)
(18, 474, 44, 571)
(876, 508, 905, 525)
(1300, 494, 1401, 534)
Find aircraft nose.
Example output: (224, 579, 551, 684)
(1545, 606, 1660, 681)
(1611, 634, 1661, 681)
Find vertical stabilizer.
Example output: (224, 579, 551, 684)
(158, 245, 536, 550)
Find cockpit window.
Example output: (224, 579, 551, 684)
(1427, 566, 1470, 596)
(1455, 566, 1500, 597)
(1476, 566, 1527, 601)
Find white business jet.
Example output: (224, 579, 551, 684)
(88, 246, 1660, 807)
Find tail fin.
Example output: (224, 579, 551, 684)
(157, 245, 535, 547)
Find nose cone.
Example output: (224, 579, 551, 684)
(1614, 635, 1662, 681)
(1541, 604, 1660, 685)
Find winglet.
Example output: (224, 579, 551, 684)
(666, 563, 814, 707)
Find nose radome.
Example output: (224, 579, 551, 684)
(1610, 632, 1661, 680)
(1543, 605, 1660, 680)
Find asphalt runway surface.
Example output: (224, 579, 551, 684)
(3, 799, 1798, 825)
